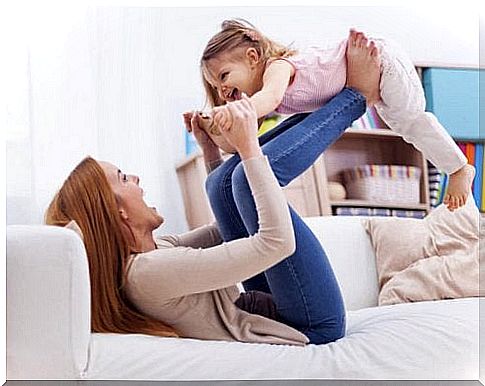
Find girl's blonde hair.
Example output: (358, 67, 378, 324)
(201, 18, 296, 108)
(45, 156, 178, 338)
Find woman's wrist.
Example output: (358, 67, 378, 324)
(202, 145, 223, 173)
(201, 141, 220, 157)
(205, 158, 224, 173)
(238, 141, 263, 160)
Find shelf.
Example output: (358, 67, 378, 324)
(343, 128, 402, 139)
(175, 151, 203, 169)
(414, 62, 479, 70)
(452, 137, 485, 143)
(176, 150, 232, 170)
(330, 199, 429, 211)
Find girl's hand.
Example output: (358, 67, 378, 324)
(183, 110, 195, 133)
(218, 94, 262, 160)
(183, 111, 223, 171)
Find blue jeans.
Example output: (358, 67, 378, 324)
(205, 88, 366, 344)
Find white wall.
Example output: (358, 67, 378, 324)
(5, 5, 480, 232)
(173, 6, 479, 67)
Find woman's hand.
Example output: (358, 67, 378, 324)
(216, 94, 262, 160)
(212, 105, 233, 134)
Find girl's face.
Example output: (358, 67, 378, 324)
(204, 47, 263, 103)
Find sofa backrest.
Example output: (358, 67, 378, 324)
(304, 216, 379, 311)
(7, 225, 91, 379)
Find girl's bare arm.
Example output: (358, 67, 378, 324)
(250, 60, 294, 118)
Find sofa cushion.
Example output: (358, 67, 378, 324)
(304, 216, 379, 311)
(84, 298, 478, 380)
(364, 196, 479, 306)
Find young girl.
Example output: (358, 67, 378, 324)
(192, 19, 474, 211)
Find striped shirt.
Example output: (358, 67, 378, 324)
(275, 39, 348, 114)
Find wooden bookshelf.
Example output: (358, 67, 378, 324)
(313, 127, 430, 216)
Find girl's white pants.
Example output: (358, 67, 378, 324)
(375, 39, 467, 174)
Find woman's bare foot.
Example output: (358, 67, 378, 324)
(443, 164, 476, 211)
(345, 29, 381, 106)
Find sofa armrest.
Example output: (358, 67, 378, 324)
(7, 225, 91, 379)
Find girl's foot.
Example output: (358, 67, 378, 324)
(345, 29, 381, 106)
(197, 112, 236, 154)
(198, 111, 218, 135)
(443, 164, 476, 211)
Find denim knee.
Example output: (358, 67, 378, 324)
(205, 166, 229, 203)
(230, 163, 251, 201)
(309, 314, 346, 345)
(230, 163, 247, 186)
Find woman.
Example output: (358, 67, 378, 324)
(45, 40, 380, 345)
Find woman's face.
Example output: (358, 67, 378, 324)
(99, 161, 164, 231)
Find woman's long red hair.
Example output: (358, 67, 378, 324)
(45, 156, 177, 338)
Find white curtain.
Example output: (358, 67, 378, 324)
(6, 6, 205, 234)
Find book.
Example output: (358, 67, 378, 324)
(368, 107, 386, 129)
(334, 207, 373, 216)
(473, 143, 483, 208)
(465, 142, 476, 164)
(482, 151, 485, 212)
(334, 206, 426, 219)
(427, 162, 442, 207)
(351, 107, 386, 130)
(464, 143, 476, 191)
(371, 208, 392, 217)
(391, 209, 426, 219)
(334, 207, 391, 216)
(457, 142, 467, 155)
(437, 172, 448, 205)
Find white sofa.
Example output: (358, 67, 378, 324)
(6, 216, 479, 380)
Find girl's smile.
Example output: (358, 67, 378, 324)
(203, 47, 263, 103)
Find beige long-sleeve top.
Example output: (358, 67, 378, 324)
(123, 155, 309, 346)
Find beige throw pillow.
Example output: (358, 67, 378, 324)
(364, 196, 479, 306)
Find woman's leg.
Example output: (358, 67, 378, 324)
(206, 155, 270, 293)
(207, 88, 365, 299)
(206, 112, 312, 293)
(230, 88, 366, 344)
(207, 87, 363, 236)
(206, 112, 312, 242)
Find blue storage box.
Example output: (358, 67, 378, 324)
(422, 68, 482, 140)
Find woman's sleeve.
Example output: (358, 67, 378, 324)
(128, 155, 296, 300)
(160, 223, 223, 249)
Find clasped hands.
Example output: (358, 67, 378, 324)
(183, 94, 260, 156)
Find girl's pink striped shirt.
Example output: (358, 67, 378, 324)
(274, 39, 348, 115)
